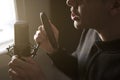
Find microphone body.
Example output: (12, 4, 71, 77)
(14, 21, 31, 57)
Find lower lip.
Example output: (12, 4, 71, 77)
(71, 13, 80, 20)
(71, 16, 80, 21)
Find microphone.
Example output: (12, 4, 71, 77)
(14, 21, 31, 57)
(40, 12, 58, 49)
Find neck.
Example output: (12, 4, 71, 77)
(100, 27, 120, 41)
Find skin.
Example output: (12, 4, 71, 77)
(34, 22, 59, 54)
(8, 56, 46, 80)
(66, 0, 120, 41)
(8, 0, 120, 80)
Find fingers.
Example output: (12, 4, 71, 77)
(8, 68, 26, 80)
(34, 21, 59, 53)
(49, 20, 58, 33)
(20, 57, 36, 64)
(49, 21, 59, 41)
(38, 25, 47, 41)
(8, 55, 46, 80)
(34, 21, 59, 43)
(8, 56, 37, 80)
(9, 56, 25, 69)
(34, 25, 47, 44)
(9, 56, 36, 69)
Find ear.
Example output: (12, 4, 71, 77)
(106, 0, 120, 16)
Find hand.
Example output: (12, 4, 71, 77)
(8, 55, 46, 80)
(34, 21, 59, 54)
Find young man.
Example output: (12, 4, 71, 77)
(8, 0, 120, 80)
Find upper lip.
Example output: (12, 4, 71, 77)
(71, 12, 80, 21)
(70, 8, 80, 21)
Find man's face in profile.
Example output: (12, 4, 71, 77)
(66, 0, 109, 31)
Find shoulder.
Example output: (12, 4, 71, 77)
(89, 51, 120, 80)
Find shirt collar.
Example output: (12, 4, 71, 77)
(96, 39, 120, 51)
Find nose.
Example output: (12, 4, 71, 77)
(66, 0, 76, 7)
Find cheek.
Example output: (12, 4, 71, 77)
(81, 5, 105, 28)
(79, 5, 92, 27)
(77, 2, 107, 29)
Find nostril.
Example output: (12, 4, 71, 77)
(66, 0, 73, 6)
(66, 0, 78, 7)
(66, 0, 70, 6)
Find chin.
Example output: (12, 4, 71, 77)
(74, 21, 83, 30)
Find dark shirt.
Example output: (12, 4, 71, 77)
(86, 39, 120, 80)
(48, 29, 120, 80)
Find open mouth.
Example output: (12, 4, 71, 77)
(71, 13, 80, 21)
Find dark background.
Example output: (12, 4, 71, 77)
(50, 0, 81, 53)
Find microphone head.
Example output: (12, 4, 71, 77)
(14, 21, 31, 57)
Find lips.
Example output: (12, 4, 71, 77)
(71, 12, 80, 21)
